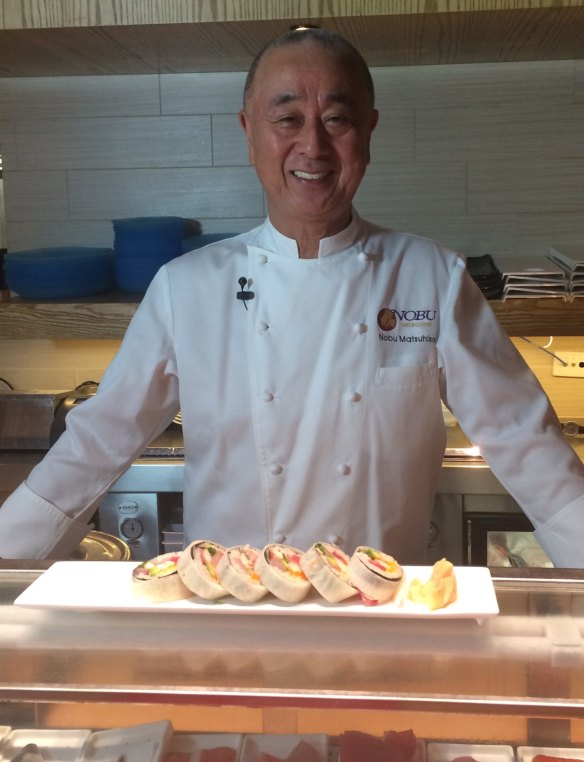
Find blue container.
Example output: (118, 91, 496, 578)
(182, 232, 237, 254)
(114, 256, 171, 294)
(112, 217, 186, 293)
(4, 247, 114, 299)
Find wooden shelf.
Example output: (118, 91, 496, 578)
(0, 1, 583, 76)
(491, 299, 584, 336)
(1, 292, 583, 339)
(0, 292, 140, 339)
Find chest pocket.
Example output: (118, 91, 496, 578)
(368, 364, 444, 457)
(374, 364, 438, 390)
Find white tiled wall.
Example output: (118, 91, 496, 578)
(1, 59, 584, 399)
(1, 60, 584, 255)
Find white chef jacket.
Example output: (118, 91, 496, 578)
(2, 212, 584, 565)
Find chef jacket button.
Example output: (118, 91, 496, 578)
(258, 254, 268, 265)
(258, 321, 269, 334)
(270, 463, 283, 475)
(336, 463, 351, 476)
(274, 532, 286, 543)
(346, 391, 362, 403)
(358, 252, 370, 263)
(262, 391, 274, 402)
(354, 322, 367, 334)
(328, 534, 343, 545)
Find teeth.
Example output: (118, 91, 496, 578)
(293, 170, 327, 180)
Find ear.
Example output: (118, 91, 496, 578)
(238, 110, 255, 166)
(365, 109, 379, 165)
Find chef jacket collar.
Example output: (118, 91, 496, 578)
(261, 210, 365, 259)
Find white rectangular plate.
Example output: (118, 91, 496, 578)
(14, 561, 498, 622)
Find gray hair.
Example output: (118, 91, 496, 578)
(243, 28, 375, 108)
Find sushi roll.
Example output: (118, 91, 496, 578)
(131, 552, 193, 602)
(177, 540, 228, 600)
(216, 545, 268, 602)
(255, 544, 312, 603)
(300, 541, 358, 603)
(349, 546, 404, 604)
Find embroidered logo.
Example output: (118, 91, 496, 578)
(377, 308, 397, 332)
(378, 307, 438, 344)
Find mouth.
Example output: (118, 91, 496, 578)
(292, 170, 330, 181)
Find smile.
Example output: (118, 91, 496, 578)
(292, 170, 329, 180)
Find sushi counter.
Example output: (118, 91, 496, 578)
(2, 561, 584, 751)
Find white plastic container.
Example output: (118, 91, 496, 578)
(240, 733, 328, 762)
(0, 728, 11, 755)
(518, 748, 584, 762)
(80, 720, 173, 762)
(427, 742, 516, 762)
(2, 728, 91, 762)
(163, 733, 243, 761)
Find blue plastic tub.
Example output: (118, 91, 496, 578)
(181, 232, 237, 253)
(4, 247, 114, 299)
(112, 217, 187, 292)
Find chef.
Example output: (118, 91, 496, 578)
(1, 28, 584, 565)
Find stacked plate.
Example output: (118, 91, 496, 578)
(548, 245, 584, 300)
(494, 255, 569, 301)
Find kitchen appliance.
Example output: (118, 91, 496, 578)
(0, 382, 185, 561)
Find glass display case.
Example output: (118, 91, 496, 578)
(2, 561, 584, 750)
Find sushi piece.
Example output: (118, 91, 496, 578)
(131, 552, 193, 602)
(300, 541, 357, 602)
(216, 545, 268, 602)
(349, 546, 404, 604)
(177, 540, 227, 600)
(255, 544, 310, 603)
(255, 544, 312, 603)
(407, 557, 457, 610)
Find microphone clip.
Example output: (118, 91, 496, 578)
(236, 277, 255, 310)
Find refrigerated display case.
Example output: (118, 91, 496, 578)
(1, 561, 584, 750)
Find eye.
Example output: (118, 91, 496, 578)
(272, 114, 300, 128)
(324, 114, 353, 132)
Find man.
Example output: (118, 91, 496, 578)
(1, 29, 584, 565)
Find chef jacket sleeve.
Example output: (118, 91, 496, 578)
(0, 266, 179, 559)
(437, 257, 584, 568)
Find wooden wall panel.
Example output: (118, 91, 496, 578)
(468, 159, 584, 214)
(14, 115, 212, 171)
(67, 166, 264, 219)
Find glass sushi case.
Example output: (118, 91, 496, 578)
(2, 560, 584, 759)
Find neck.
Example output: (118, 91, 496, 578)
(270, 210, 353, 259)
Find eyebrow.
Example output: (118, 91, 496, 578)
(269, 91, 357, 109)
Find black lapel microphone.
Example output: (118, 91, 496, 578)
(236, 276, 255, 310)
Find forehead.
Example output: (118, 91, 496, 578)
(250, 42, 365, 106)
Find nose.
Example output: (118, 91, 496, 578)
(297, 118, 330, 156)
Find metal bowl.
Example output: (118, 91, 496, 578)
(70, 530, 132, 561)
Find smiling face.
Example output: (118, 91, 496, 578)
(239, 40, 378, 242)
